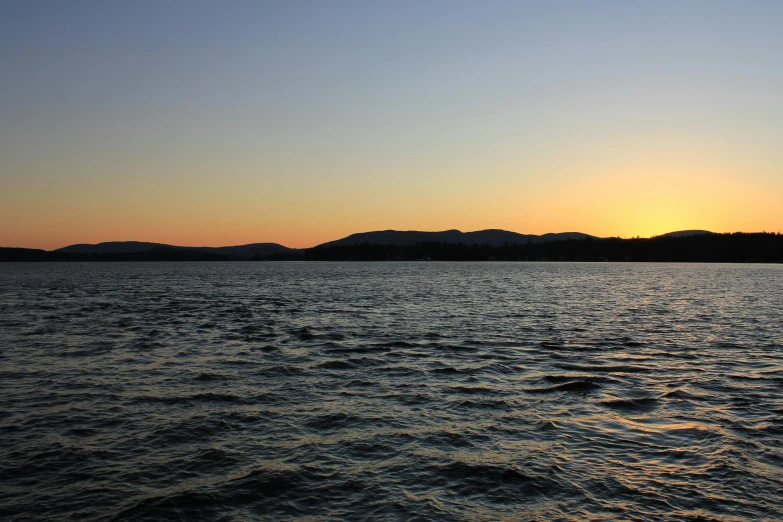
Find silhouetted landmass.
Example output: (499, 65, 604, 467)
(305, 233, 783, 263)
(56, 241, 170, 254)
(0, 248, 230, 262)
(3, 231, 782, 262)
(53, 242, 303, 260)
(320, 229, 594, 248)
(657, 230, 712, 238)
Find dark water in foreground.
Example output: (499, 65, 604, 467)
(1, 262, 782, 521)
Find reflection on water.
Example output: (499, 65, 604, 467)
(0, 262, 782, 520)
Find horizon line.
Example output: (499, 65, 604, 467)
(5, 228, 783, 252)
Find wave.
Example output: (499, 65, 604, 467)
(113, 467, 303, 520)
(317, 360, 356, 369)
(542, 374, 618, 384)
(193, 373, 228, 381)
(553, 363, 651, 373)
(429, 367, 462, 374)
(436, 461, 562, 496)
(525, 380, 602, 393)
(133, 392, 249, 405)
(304, 412, 387, 431)
(535, 420, 558, 431)
(600, 397, 659, 412)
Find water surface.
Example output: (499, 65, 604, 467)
(1, 262, 782, 520)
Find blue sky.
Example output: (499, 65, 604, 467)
(2, 1, 782, 247)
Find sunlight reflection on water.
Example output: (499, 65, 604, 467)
(0, 262, 782, 520)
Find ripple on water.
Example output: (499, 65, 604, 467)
(1, 262, 782, 520)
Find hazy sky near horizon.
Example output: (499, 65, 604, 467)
(2, 0, 782, 249)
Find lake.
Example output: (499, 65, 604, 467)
(1, 262, 782, 520)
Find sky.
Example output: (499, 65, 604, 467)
(1, 0, 782, 249)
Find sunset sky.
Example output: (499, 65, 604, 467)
(2, 1, 782, 249)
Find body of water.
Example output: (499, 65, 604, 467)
(1, 262, 782, 520)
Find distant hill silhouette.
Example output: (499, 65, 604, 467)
(5, 229, 783, 263)
(55, 242, 303, 260)
(57, 241, 167, 254)
(306, 232, 782, 263)
(656, 230, 712, 238)
(0, 247, 230, 262)
(318, 229, 594, 248)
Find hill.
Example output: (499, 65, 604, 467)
(0, 247, 229, 262)
(318, 229, 594, 248)
(56, 241, 168, 254)
(5, 229, 781, 263)
(55, 242, 303, 260)
(306, 232, 782, 262)
(657, 230, 712, 238)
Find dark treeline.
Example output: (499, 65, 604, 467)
(305, 233, 783, 263)
(0, 248, 305, 262)
(3, 233, 782, 262)
(0, 248, 231, 262)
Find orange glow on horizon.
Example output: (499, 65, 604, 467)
(2, 139, 781, 250)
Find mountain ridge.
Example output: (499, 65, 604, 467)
(656, 230, 712, 238)
(55, 241, 302, 260)
(49, 229, 715, 254)
(319, 229, 596, 248)
(4, 230, 782, 263)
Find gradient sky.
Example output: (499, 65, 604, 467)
(1, 0, 782, 249)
